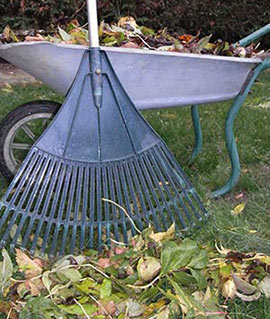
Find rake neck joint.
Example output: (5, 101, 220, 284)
(89, 48, 103, 108)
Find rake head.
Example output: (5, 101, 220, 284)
(0, 49, 208, 257)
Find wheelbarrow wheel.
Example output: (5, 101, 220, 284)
(0, 100, 61, 180)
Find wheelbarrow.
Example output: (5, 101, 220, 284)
(0, 24, 269, 197)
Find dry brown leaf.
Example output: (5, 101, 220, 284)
(117, 16, 137, 29)
(98, 300, 117, 316)
(25, 34, 45, 42)
(222, 279, 237, 299)
(0, 301, 17, 319)
(98, 258, 112, 269)
(15, 249, 44, 278)
(120, 42, 140, 49)
(149, 223, 175, 243)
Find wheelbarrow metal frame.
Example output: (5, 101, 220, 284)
(190, 24, 270, 196)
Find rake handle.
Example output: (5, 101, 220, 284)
(87, 0, 100, 48)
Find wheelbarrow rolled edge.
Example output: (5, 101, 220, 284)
(0, 41, 261, 110)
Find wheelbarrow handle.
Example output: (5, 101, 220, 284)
(236, 23, 270, 47)
(86, 0, 99, 48)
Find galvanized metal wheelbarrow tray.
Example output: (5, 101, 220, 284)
(0, 24, 269, 196)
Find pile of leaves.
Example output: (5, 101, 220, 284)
(0, 17, 264, 58)
(1, 224, 270, 319)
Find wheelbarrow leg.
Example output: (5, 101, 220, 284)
(191, 105, 203, 160)
(212, 59, 270, 197)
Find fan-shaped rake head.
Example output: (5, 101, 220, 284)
(0, 49, 208, 257)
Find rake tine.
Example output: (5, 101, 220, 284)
(0, 153, 39, 237)
(155, 146, 194, 224)
(20, 155, 55, 250)
(80, 166, 89, 251)
(112, 165, 129, 244)
(127, 159, 150, 226)
(139, 153, 169, 230)
(133, 156, 161, 231)
(1, 151, 38, 203)
(40, 163, 67, 255)
(2, 151, 39, 205)
(118, 163, 137, 237)
(9, 155, 51, 249)
(70, 165, 84, 254)
(107, 165, 120, 242)
(121, 161, 144, 230)
(0, 154, 45, 247)
(102, 165, 111, 247)
(87, 166, 95, 249)
(147, 148, 186, 228)
(160, 145, 205, 221)
(30, 160, 62, 255)
(96, 165, 102, 252)
(49, 164, 73, 258)
(59, 165, 78, 256)
(143, 151, 176, 226)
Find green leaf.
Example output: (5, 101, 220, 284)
(197, 35, 212, 52)
(59, 268, 82, 282)
(139, 286, 159, 302)
(188, 249, 208, 269)
(100, 278, 112, 299)
(0, 248, 13, 291)
(168, 277, 205, 313)
(42, 271, 52, 293)
(220, 263, 233, 278)
(140, 26, 155, 35)
(173, 271, 196, 286)
(160, 241, 178, 275)
(161, 239, 198, 275)
(59, 303, 97, 316)
(190, 269, 208, 290)
(76, 278, 100, 296)
(58, 26, 72, 41)
(20, 297, 65, 319)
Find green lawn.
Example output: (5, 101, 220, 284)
(0, 72, 269, 318)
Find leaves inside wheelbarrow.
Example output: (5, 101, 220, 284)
(2, 226, 270, 318)
(0, 17, 264, 58)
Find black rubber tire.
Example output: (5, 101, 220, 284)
(0, 100, 61, 181)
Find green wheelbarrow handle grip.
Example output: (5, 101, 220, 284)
(235, 23, 270, 48)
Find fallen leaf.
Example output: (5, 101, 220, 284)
(157, 306, 170, 319)
(15, 249, 43, 278)
(25, 34, 44, 41)
(235, 290, 261, 301)
(222, 279, 237, 299)
(127, 299, 144, 318)
(258, 276, 270, 298)
(232, 273, 257, 295)
(137, 257, 161, 282)
(100, 278, 112, 299)
(42, 271, 52, 293)
(59, 268, 82, 282)
(149, 223, 175, 243)
(232, 203, 246, 215)
(0, 248, 13, 291)
(120, 41, 140, 49)
(98, 258, 112, 268)
(98, 300, 116, 315)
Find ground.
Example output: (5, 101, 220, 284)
(0, 62, 38, 87)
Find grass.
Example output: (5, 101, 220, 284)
(0, 72, 270, 318)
